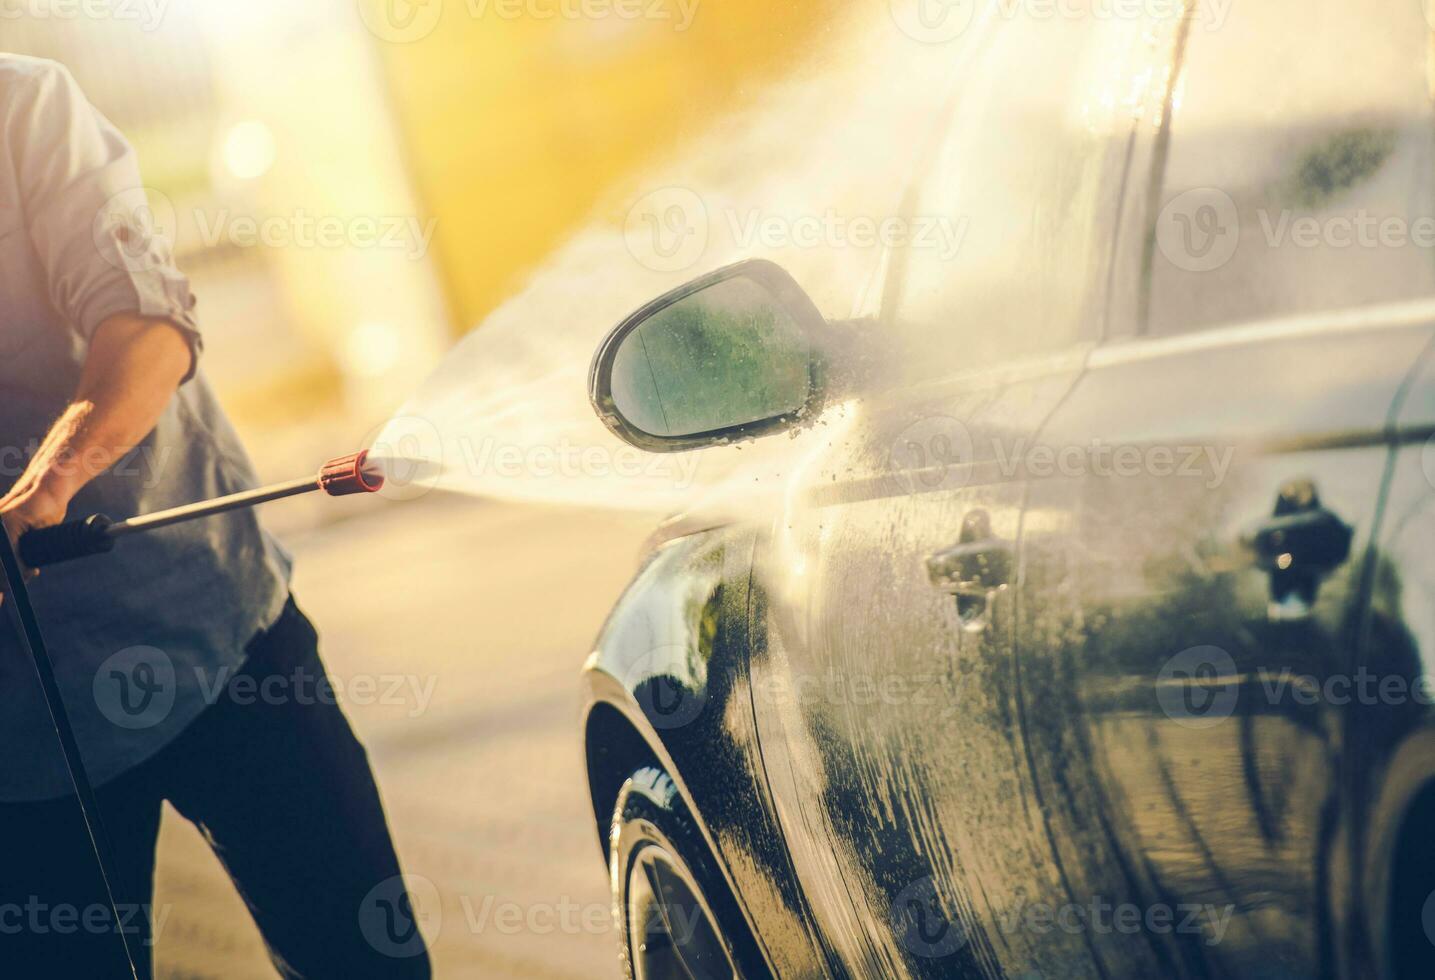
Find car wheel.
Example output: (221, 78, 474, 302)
(610, 766, 743, 980)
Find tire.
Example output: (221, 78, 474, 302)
(609, 766, 750, 980)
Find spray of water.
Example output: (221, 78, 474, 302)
(362, 7, 960, 521)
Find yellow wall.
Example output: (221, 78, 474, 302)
(369, 0, 841, 333)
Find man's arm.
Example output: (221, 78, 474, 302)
(0, 313, 194, 577)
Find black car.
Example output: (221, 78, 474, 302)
(580, 3, 1435, 977)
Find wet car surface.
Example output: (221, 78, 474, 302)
(579, 2, 1435, 978)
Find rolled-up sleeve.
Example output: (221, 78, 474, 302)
(6, 59, 202, 379)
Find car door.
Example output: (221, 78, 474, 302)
(747, 8, 1182, 978)
(1013, 3, 1435, 977)
(1357, 341, 1435, 979)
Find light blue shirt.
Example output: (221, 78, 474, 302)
(0, 55, 292, 801)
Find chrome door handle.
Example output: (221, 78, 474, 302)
(926, 538, 1013, 596)
(1240, 478, 1352, 621)
(1242, 507, 1352, 574)
(926, 509, 1012, 628)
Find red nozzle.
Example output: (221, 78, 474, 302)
(318, 450, 384, 496)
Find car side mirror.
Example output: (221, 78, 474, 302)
(589, 259, 826, 453)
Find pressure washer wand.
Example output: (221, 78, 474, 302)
(17, 451, 384, 570)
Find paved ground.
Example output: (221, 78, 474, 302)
(152, 492, 656, 979)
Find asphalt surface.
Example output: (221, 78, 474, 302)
(152, 492, 656, 979)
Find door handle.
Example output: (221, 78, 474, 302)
(1243, 507, 1352, 573)
(926, 538, 1013, 596)
(1241, 479, 1352, 621)
(926, 509, 1012, 627)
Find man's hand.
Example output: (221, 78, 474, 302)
(0, 486, 69, 594)
(0, 314, 189, 599)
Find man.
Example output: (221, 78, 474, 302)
(0, 55, 430, 977)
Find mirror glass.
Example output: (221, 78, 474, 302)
(608, 274, 813, 438)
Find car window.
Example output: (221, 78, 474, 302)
(1144, 0, 1435, 336)
(882, 11, 1146, 375)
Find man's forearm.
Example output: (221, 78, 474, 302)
(2, 314, 193, 528)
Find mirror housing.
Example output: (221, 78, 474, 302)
(589, 260, 827, 453)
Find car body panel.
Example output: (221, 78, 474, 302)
(580, 0, 1435, 975)
(581, 528, 833, 977)
(747, 352, 1093, 979)
(1017, 311, 1435, 978)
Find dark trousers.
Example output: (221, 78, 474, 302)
(0, 599, 431, 979)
